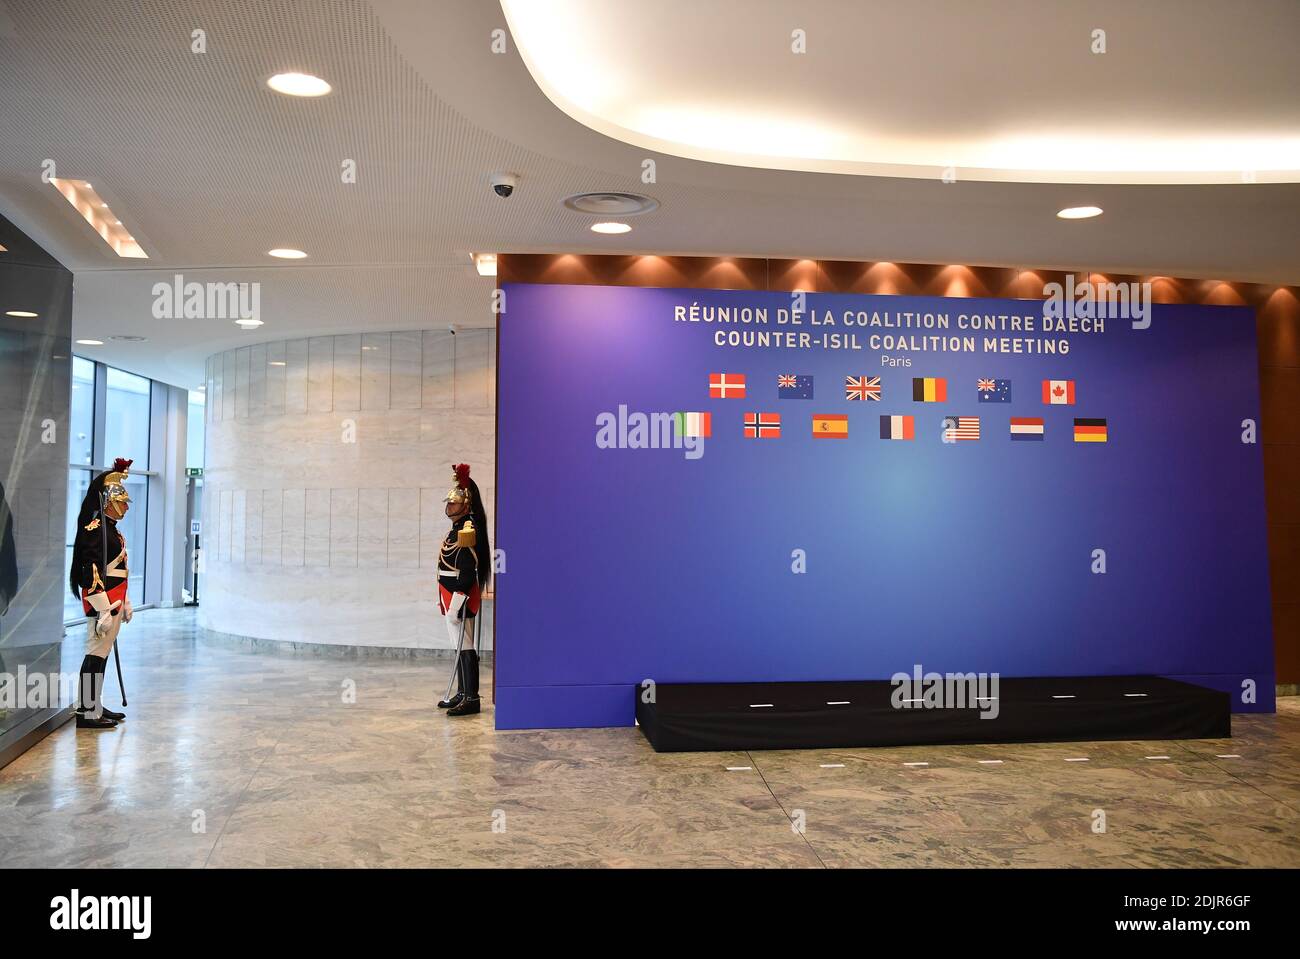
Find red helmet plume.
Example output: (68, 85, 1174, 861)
(453, 463, 471, 488)
(112, 457, 133, 473)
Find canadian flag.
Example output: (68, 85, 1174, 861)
(1042, 379, 1076, 405)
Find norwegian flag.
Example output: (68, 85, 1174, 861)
(709, 372, 746, 398)
(743, 412, 781, 438)
(845, 375, 881, 401)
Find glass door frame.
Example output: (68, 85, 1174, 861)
(63, 358, 162, 626)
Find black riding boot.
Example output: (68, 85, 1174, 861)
(76, 656, 117, 729)
(447, 650, 480, 716)
(438, 651, 466, 709)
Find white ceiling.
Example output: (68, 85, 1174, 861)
(0, 0, 1297, 389)
(501, 0, 1300, 184)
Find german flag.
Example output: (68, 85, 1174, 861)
(812, 414, 848, 439)
(1073, 418, 1107, 443)
(912, 377, 947, 402)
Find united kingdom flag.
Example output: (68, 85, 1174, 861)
(845, 375, 881, 401)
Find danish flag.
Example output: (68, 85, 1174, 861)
(709, 373, 747, 398)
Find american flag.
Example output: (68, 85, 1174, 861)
(845, 375, 881, 401)
(943, 416, 981, 441)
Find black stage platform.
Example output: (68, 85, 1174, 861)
(636, 675, 1230, 752)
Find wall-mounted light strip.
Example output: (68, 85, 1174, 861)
(49, 179, 147, 258)
(472, 253, 498, 276)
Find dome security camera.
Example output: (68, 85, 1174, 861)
(490, 172, 520, 198)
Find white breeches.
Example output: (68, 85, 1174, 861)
(85, 613, 123, 659)
(444, 610, 475, 650)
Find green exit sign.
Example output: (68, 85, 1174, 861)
(186, 467, 203, 477)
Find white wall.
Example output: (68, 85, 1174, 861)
(197, 330, 495, 650)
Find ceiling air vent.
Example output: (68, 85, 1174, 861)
(562, 192, 659, 216)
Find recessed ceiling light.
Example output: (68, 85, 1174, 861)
(472, 253, 497, 276)
(269, 360, 287, 366)
(5, 310, 38, 317)
(267, 72, 331, 97)
(590, 222, 632, 234)
(235, 318, 265, 328)
(76, 339, 104, 346)
(1057, 205, 1104, 219)
(48, 179, 147, 258)
(268, 248, 308, 259)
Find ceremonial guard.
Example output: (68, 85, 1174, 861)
(436, 463, 491, 717)
(69, 458, 134, 729)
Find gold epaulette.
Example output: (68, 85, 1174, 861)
(457, 520, 476, 548)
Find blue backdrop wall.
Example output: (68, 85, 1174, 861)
(495, 282, 1274, 728)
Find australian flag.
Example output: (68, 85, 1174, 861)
(977, 378, 1011, 403)
(777, 374, 814, 399)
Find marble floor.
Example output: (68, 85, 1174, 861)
(1, 608, 1298, 868)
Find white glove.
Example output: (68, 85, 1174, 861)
(122, 598, 133, 623)
(446, 591, 467, 622)
(86, 593, 122, 637)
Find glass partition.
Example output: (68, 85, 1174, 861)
(70, 356, 94, 465)
(0, 214, 74, 761)
(104, 366, 151, 468)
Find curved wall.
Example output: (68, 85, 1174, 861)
(198, 330, 494, 650)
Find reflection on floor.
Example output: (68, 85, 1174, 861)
(1, 608, 1297, 868)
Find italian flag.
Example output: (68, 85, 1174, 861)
(674, 411, 711, 438)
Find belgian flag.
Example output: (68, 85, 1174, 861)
(912, 377, 947, 402)
(1073, 418, 1108, 443)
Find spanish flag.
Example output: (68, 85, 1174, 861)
(1073, 418, 1107, 443)
(812, 414, 848, 439)
(912, 377, 947, 402)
